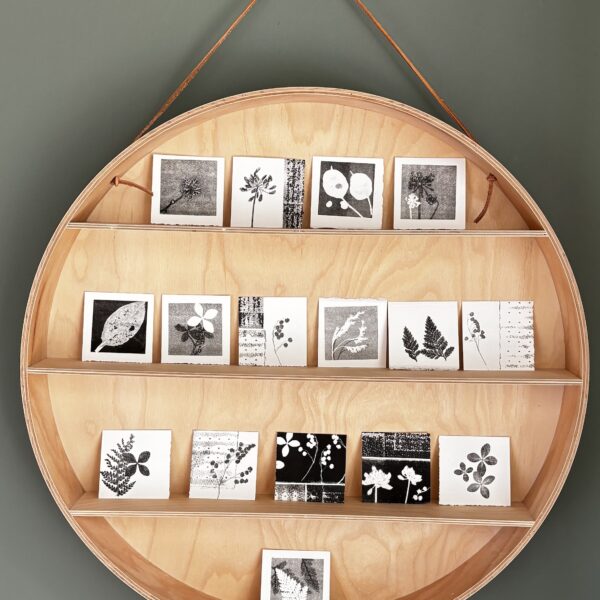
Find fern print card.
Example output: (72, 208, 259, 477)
(189, 430, 258, 500)
(82, 292, 154, 363)
(439, 435, 511, 506)
(231, 157, 305, 228)
(388, 301, 459, 370)
(99, 430, 172, 499)
(260, 549, 331, 600)
(318, 298, 387, 368)
(161, 295, 231, 365)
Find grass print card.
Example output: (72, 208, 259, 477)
(82, 292, 154, 363)
(151, 154, 225, 226)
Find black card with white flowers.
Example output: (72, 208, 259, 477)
(275, 432, 347, 504)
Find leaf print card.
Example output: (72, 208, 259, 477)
(231, 157, 306, 228)
(362, 432, 431, 504)
(275, 432, 347, 504)
(82, 292, 154, 363)
(310, 156, 384, 229)
(388, 301, 459, 370)
(439, 435, 511, 506)
(260, 549, 331, 600)
(151, 154, 225, 226)
(161, 295, 231, 365)
(318, 298, 387, 368)
(394, 157, 466, 229)
(189, 430, 258, 500)
(99, 430, 171, 499)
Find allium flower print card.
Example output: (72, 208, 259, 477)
(439, 436, 511, 506)
(99, 430, 171, 499)
(311, 157, 384, 229)
(151, 154, 225, 226)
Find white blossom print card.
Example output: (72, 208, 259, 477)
(161, 295, 231, 365)
(388, 301, 459, 370)
(238, 296, 307, 367)
(362, 432, 431, 504)
(151, 154, 225, 226)
(82, 292, 154, 363)
(311, 156, 384, 229)
(260, 549, 331, 600)
(439, 436, 511, 506)
(189, 430, 258, 500)
(99, 430, 171, 499)
(318, 298, 387, 368)
(275, 432, 347, 503)
(394, 157, 466, 229)
(231, 156, 305, 228)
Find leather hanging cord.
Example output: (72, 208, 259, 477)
(111, 176, 153, 196)
(474, 174, 497, 224)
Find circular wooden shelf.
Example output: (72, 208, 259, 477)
(20, 87, 589, 599)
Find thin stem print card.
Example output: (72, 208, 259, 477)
(311, 156, 384, 229)
(151, 154, 225, 226)
(161, 295, 231, 365)
(275, 432, 347, 504)
(439, 435, 511, 506)
(231, 156, 305, 228)
(238, 296, 307, 367)
(462, 301, 535, 370)
(189, 430, 258, 500)
(82, 292, 154, 363)
(394, 157, 466, 229)
(260, 549, 331, 600)
(99, 430, 172, 499)
(318, 298, 387, 368)
(388, 301, 459, 370)
(361, 432, 431, 504)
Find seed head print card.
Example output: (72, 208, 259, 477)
(99, 430, 171, 499)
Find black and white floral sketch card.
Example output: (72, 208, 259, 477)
(318, 298, 387, 368)
(151, 153, 225, 226)
(388, 301, 459, 371)
(99, 430, 171, 499)
(439, 435, 511, 506)
(82, 292, 154, 363)
(310, 156, 384, 229)
(393, 157, 466, 230)
(189, 430, 258, 500)
(161, 294, 231, 365)
(231, 156, 305, 228)
(260, 549, 331, 600)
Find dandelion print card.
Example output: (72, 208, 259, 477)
(231, 156, 305, 228)
(260, 549, 331, 600)
(362, 432, 431, 504)
(275, 432, 347, 504)
(394, 157, 466, 229)
(439, 435, 511, 506)
(82, 292, 154, 363)
(161, 294, 231, 365)
(311, 156, 384, 229)
(99, 430, 171, 499)
(388, 301, 459, 370)
(151, 154, 225, 226)
(318, 298, 387, 368)
(238, 296, 307, 367)
(189, 430, 258, 500)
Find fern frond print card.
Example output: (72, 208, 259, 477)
(388, 301, 459, 370)
(260, 549, 331, 600)
(99, 430, 172, 499)
(231, 157, 305, 228)
(189, 430, 258, 500)
(318, 298, 387, 368)
(82, 292, 154, 363)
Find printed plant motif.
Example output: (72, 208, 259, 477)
(397, 465, 423, 503)
(331, 311, 368, 359)
(467, 443, 498, 470)
(94, 301, 146, 352)
(100, 434, 150, 496)
(272, 317, 293, 366)
(322, 166, 374, 217)
(464, 311, 487, 367)
(453, 461, 474, 482)
(163, 176, 203, 213)
(402, 316, 454, 362)
(407, 170, 438, 219)
(271, 559, 320, 599)
(175, 303, 217, 355)
(468, 471, 496, 499)
(207, 438, 256, 500)
(412, 486, 429, 502)
(239, 168, 277, 226)
(454, 443, 498, 499)
(362, 466, 393, 503)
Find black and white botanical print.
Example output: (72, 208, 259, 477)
(402, 316, 455, 362)
(283, 159, 305, 228)
(189, 430, 258, 500)
(100, 434, 148, 497)
(499, 301, 534, 370)
(275, 432, 347, 504)
(361, 432, 431, 504)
